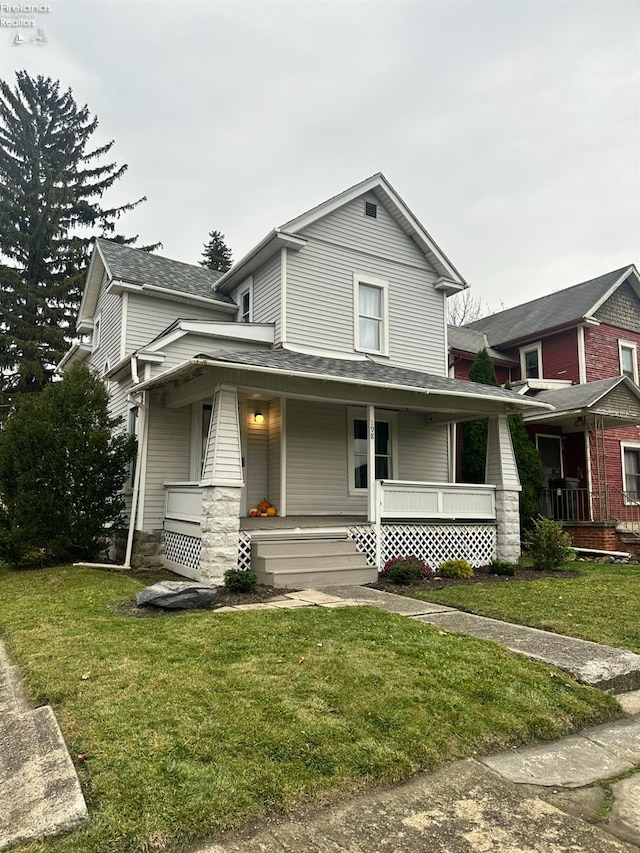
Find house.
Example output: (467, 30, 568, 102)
(458, 265, 640, 553)
(60, 173, 550, 586)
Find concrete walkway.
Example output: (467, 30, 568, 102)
(0, 642, 88, 851)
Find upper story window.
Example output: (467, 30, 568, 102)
(619, 341, 638, 383)
(520, 342, 542, 379)
(92, 313, 101, 352)
(237, 278, 253, 323)
(354, 273, 388, 356)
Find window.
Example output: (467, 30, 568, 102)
(619, 341, 638, 383)
(201, 404, 212, 474)
(354, 274, 388, 355)
(520, 342, 542, 379)
(237, 278, 253, 323)
(348, 409, 396, 493)
(622, 443, 640, 501)
(536, 434, 563, 487)
(92, 314, 101, 352)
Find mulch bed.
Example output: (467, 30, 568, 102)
(371, 564, 579, 594)
(114, 583, 294, 618)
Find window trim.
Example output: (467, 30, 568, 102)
(353, 272, 389, 356)
(347, 407, 398, 496)
(620, 441, 640, 503)
(237, 276, 253, 323)
(618, 340, 638, 383)
(520, 341, 543, 380)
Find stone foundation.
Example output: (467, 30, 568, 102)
(495, 489, 521, 563)
(200, 485, 242, 583)
(131, 530, 164, 568)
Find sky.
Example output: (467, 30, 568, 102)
(1, 0, 639, 312)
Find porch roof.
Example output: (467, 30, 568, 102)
(131, 347, 552, 412)
(523, 375, 640, 429)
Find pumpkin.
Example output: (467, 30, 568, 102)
(257, 499, 271, 513)
(248, 508, 258, 517)
(266, 506, 277, 517)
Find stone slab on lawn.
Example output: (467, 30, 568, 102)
(0, 706, 88, 850)
(136, 581, 218, 610)
(607, 774, 640, 848)
(583, 718, 640, 764)
(480, 735, 634, 788)
(416, 611, 640, 693)
(617, 689, 640, 716)
(317, 585, 455, 616)
(197, 759, 636, 853)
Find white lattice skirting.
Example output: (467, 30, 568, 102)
(347, 523, 497, 569)
(164, 530, 201, 571)
(238, 531, 252, 571)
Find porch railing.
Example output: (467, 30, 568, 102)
(164, 482, 202, 526)
(376, 480, 496, 521)
(538, 486, 640, 526)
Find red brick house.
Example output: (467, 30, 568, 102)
(452, 264, 640, 552)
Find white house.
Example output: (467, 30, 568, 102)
(60, 173, 550, 586)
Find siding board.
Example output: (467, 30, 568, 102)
(126, 294, 230, 353)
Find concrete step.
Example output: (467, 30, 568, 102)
(0, 706, 88, 850)
(253, 552, 369, 572)
(252, 538, 354, 558)
(256, 565, 378, 589)
(0, 665, 30, 716)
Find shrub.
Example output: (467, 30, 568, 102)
(490, 559, 517, 576)
(381, 556, 433, 586)
(524, 516, 576, 570)
(0, 363, 136, 567)
(223, 569, 258, 593)
(439, 559, 474, 579)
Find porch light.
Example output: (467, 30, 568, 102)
(254, 411, 265, 424)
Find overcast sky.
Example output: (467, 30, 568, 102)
(1, 0, 639, 311)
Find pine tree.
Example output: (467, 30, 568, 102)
(200, 230, 233, 273)
(0, 70, 155, 404)
(460, 349, 499, 483)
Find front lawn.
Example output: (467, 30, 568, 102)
(411, 562, 640, 653)
(0, 566, 622, 853)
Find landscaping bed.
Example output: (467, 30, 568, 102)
(0, 564, 623, 853)
(372, 563, 579, 594)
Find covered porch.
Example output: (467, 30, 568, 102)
(130, 349, 549, 585)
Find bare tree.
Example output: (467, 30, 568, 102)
(447, 289, 489, 326)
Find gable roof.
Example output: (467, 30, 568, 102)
(522, 375, 640, 429)
(468, 265, 638, 347)
(447, 325, 517, 365)
(214, 173, 467, 294)
(96, 239, 234, 303)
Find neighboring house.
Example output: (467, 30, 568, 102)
(458, 265, 640, 553)
(60, 173, 549, 586)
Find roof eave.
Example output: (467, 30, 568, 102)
(214, 231, 307, 294)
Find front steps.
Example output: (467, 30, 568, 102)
(252, 535, 377, 588)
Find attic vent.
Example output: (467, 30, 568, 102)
(365, 201, 377, 219)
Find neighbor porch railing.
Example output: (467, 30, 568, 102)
(538, 486, 640, 526)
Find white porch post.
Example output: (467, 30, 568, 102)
(367, 405, 376, 522)
(199, 384, 244, 583)
(486, 415, 522, 562)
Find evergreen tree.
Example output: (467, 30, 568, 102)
(0, 70, 155, 404)
(505, 383, 545, 531)
(200, 230, 233, 273)
(0, 362, 136, 567)
(461, 349, 499, 483)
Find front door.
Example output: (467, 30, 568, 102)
(536, 434, 563, 487)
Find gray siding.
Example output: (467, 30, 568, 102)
(245, 406, 269, 510)
(397, 413, 449, 481)
(596, 386, 640, 419)
(142, 392, 191, 529)
(147, 333, 271, 379)
(90, 271, 122, 374)
(251, 255, 282, 340)
(125, 293, 230, 353)
(268, 398, 281, 508)
(286, 193, 446, 373)
(286, 399, 366, 514)
(595, 281, 640, 333)
(202, 387, 243, 484)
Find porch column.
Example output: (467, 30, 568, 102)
(486, 415, 522, 562)
(367, 405, 376, 522)
(199, 384, 243, 584)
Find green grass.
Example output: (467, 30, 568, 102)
(0, 566, 623, 853)
(411, 562, 640, 653)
